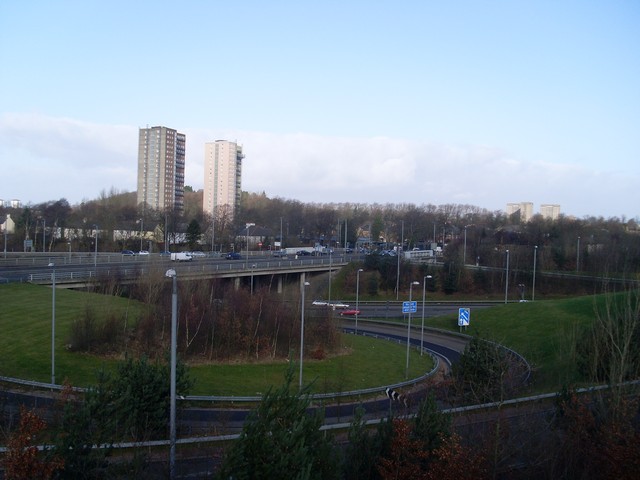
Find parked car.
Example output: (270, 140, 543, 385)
(121, 250, 135, 256)
(226, 252, 242, 260)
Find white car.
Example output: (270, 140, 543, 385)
(312, 300, 328, 306)
(138, 250, 150, 256)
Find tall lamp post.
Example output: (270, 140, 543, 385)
(420, 275, 432, 356)
(406, 280, 420, 379)
(165, 269, 178, 479)
(48, 263, 56, 386)
(532, 245, 538, 301)
(93, 225, 98, 271)
(250, 264, 257, 295)
(139, 218, 144, 252)
(355, 268, 363, 334)
(42, 218, 46, 253)
(504, 249, 510, 304)
(245, 223, 255, 259)
(299, 279, 310, 390)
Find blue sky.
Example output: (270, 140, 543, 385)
(1, 1, 638, 219)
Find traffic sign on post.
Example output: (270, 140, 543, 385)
(402, 301, 417, 314)
(458, 307, 470, 327)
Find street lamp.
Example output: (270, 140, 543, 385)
(504, 249, 510, 304)
(299, 279, 310, 390)
(165, 268, 178, 479)
(406, 280, 420, 379)
(139, 218, 144, 252)
(420, 275, 432, 356)
(42, 218, 46, 253)
(355, 268, 363, 334)
(48, 263, 56, 386)
(532, 245, 538, 301)
(93, 225, 98, 271)
(245, 222, 255, 259)
(250, 264, 257, 295)
(463, 224, 474, 266)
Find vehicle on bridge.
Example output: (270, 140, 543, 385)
(171, 252, 193, 262)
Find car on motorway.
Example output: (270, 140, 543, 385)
(340, 309, 361, 316)
(272, 250, 287, 257)
(226, 252, 242, 260)
(189, 251, 207, 258)
(137, 250, 150, 256)
(296, 250, 312, 256)
(159, 251, 171, 257)
(121, 250, 135, 256)
(312, 300, 328, 306)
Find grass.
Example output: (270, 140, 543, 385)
(0, 283, 432, 396)
(424, 296, 604, 391)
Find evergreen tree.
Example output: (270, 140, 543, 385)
(216, 366, 339, 480)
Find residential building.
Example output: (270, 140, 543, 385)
(506, 202, 534, 222)
(203, 140, 243, 218)
(540, 204, 561, 220)
(137, 126, 186, 213)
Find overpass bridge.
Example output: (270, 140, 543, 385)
(0, 252, 356, 291)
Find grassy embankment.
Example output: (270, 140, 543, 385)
(0, 283, 431, 396)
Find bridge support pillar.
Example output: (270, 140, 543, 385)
(277, 275, 283, 294)
(234, 277, 240, 290)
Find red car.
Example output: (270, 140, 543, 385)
(340, 309, 361, 316)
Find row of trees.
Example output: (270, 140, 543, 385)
(2, 189, 639, 277)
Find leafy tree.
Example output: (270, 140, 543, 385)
(451, 334, 511, 404)
(216, 366, 339, 480)
(186, 219, 202, 250)
(342, 406, 394, 480)
(2, 406, 64, 480)
(413, 393, 451, 454)
(377, 419, 429, 480)
(49, 382, 113, 479)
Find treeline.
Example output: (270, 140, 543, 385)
(2, 190, 639, 277)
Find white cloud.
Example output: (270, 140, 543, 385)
(0, 113, 637, 219)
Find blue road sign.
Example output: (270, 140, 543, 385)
(402, 301, 417, 314)
(458, 307, 470, 326)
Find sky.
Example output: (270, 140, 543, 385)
(1, 1, 638, 219)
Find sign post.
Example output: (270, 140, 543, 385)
(458, 307, 470, 332)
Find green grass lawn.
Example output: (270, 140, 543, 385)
(424, 296, 604, 390)
(0, 283, 432, 396)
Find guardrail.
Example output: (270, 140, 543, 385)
(1, 255, 353, 286)
(0, 329, 440, 403)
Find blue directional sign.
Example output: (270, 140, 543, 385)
(458, 307, 470, 326)
(402, 301, 417, 314)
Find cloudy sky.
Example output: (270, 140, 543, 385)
(1, 1, 638, 219)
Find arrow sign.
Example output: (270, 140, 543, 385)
(458, 307, 470, 326)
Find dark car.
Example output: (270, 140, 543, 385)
(226, 252, 242, 260)
(296, 250, 311, 256)
(121, 250, 135, 256)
